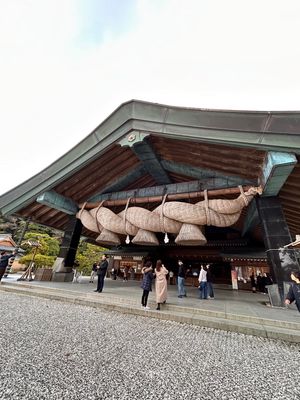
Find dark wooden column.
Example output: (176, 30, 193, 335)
(59, 216, 82, 268)
(52, 216, 82, 281)
(256, 196, 300, 300)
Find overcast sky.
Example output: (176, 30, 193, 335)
(0, 0, 300, 196)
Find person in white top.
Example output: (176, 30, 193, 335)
(198, 265, 208, 299)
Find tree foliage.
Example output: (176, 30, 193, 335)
(0, 214, 20, 236)
(0, 215, 63, 244)
(18, 232, 60, 267)
(0, 214, 107, 273)
(75, 241, 107, 275)
(18, 254, 56, 268)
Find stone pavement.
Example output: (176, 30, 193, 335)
(0, 291, 299, 400)
(1, 274, 300, 343)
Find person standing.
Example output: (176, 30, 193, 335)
(285, 271, 300, 312)
(154, 260, 168, 310)
(177, 260, 187, 298)
(206, 264, 214, 299)
(4, 256, 14, 278)
(89, 262, 98, 283)
(123, 265, 129, 282)
(130, 266, 135, 280)
(72, 259, 80, 283)
(250, 273, 257, 293)
(111, 266, 118, 280)
(140, 261, 154, 310)
(256, 273, 264, 293)
(0, 251, 16, 283)
(169, 269, 175, 285)
(198, 265, 208, 299)
(264, 273, 273, 293)
(94, 255, 108, 293)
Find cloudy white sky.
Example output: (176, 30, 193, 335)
(0, 0, 300, 195)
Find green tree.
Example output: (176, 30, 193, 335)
(1, 215, 107, 272)
(25, 222, 62, 238)
(18, 254, 57, 268)
(0, 213, 21, 237)
(18, 232, 60, 268)
(0, 214, 63, 245)
(75, 241, 107, 275)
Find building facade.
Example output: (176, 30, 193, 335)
(0, 100, 299, 297)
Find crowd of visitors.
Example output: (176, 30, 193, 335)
(2, 250, 299, 313)
(250, 272, 273, 294)
(85, 257, 299, 313)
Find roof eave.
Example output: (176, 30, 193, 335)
(1, 100, 300, 216)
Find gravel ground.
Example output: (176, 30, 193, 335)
(0, 292, 299, 400)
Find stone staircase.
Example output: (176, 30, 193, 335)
(1, 282, 300, 343)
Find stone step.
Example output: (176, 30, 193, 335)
(1, 284, 300, 343)
(164, 303, 300, 331)
(3, 281, 300, 331)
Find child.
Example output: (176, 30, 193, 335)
(140, 261, 154, 310)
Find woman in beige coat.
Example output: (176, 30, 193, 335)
(155, 260, 168, 310)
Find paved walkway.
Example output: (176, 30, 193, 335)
(1, 274, 300, 342)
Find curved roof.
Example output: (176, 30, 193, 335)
(0, 100, 300, 239)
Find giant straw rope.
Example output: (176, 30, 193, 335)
(77, 186, 262, 246)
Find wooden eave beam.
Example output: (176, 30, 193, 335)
(119, 133, 171, 185)
(80, 185, 258, 209)
(160, 160, 255, 186)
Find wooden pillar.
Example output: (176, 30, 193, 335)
(59, 216, 82, 267)
(256, 196, 300, 300)
(52, 216, 82, 282)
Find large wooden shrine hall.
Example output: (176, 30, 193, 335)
(0, 100, 300, 294)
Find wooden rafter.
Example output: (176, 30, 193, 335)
(80, 185, 260, 209)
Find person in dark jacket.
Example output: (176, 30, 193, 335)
(206, 264, 214, 299)
(250, 273, 257, 293)
(262, 272, 273, 293)
(140, 261, 154, 309)
(94, 255, 108, 293)
(256, 273, 264, 293)
(0, 251, 16, 282)
(285, 271, 300, 312)
(111, 266, 118, 280)
(264, 273, 273, 286)
(177, 260, 187, 298)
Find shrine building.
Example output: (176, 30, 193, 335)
(0, 100, 299, 294)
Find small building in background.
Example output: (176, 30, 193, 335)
(0, 234, 25, 274)
(0, 234, 18, 252)
(0, 234, 17, 276)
